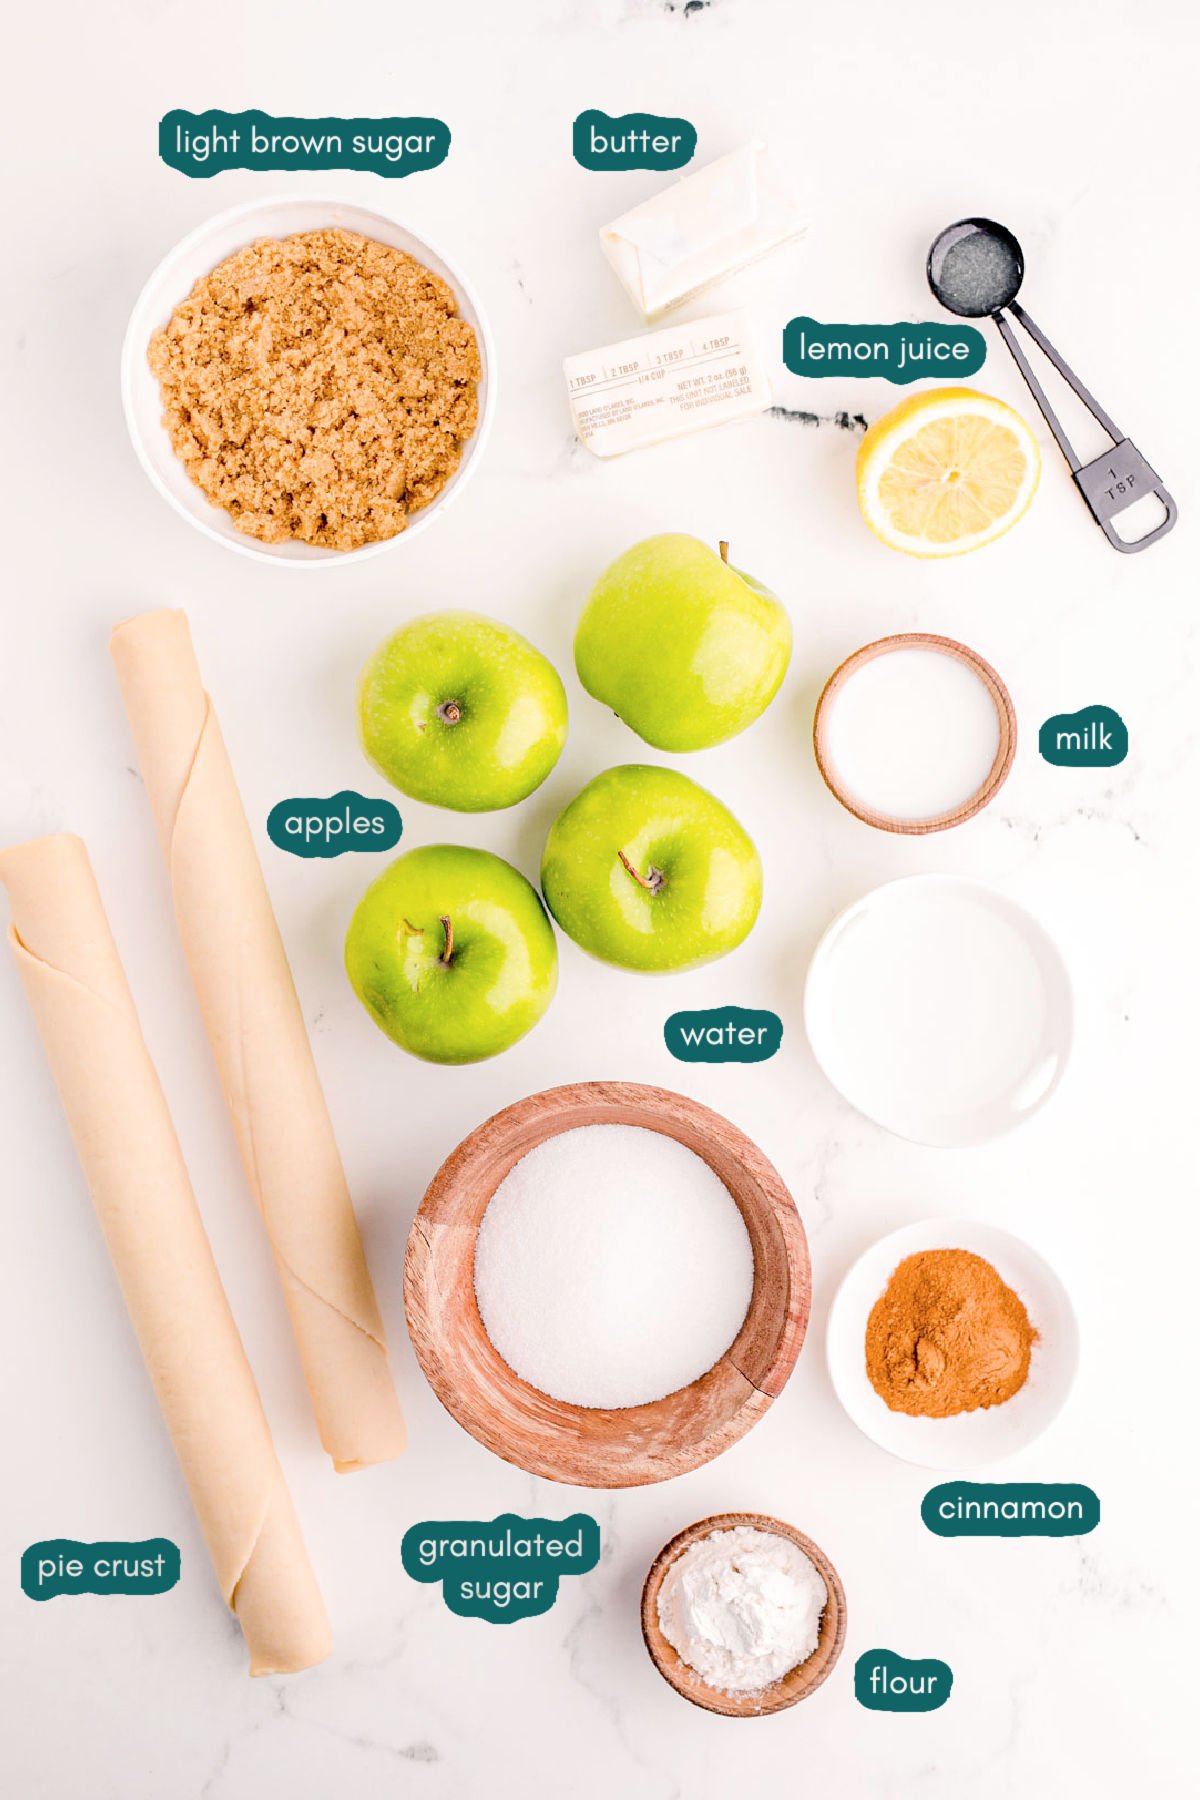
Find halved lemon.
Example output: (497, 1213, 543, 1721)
(856, 387, 1041, 558)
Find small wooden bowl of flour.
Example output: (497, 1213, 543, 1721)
(641, 1513, 847, 1716)
(403, 1082, 809, 1487)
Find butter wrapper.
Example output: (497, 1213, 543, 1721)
(600, 143, 806, 321)
(564, 313, 771, 458)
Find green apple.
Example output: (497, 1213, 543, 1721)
(345, 845, 557, 1062)
(359, 612, 568, 811)
(540, 765, 761, 972)
(575, 534, 792, 751)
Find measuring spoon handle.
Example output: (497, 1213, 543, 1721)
(994, 307, 1176, 552)
(994, 312, 1079, 468)
(1007, 303, 1123, 443)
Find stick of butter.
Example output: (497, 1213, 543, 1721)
(600, 143, 806, 321)
(564, 313, 771, 458)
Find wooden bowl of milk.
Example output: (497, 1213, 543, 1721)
(814, 633, 1015, 832)
(403, 1081, 810, 1487)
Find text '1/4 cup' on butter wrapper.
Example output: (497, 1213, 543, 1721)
(600, 143, 807, 322)
(564, 313, 771, 458)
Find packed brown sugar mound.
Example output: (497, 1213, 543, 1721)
(148, 229, 481, 550)
(865, 1248, 1037, 1418)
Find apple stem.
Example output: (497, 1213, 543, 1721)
(439, 915, 455, 965)
(437, 700, 463, 725)
(719, 539, 730, 564)
(618, 848, 666, 894)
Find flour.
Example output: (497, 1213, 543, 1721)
(657, 1526, 827, 1694)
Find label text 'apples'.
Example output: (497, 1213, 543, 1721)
(267, 791, 402, 858)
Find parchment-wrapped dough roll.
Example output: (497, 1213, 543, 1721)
(0, 834, 331, 1676)
(111, 610, 404, 1473)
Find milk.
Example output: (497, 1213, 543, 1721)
(822, 647, 1001, 822)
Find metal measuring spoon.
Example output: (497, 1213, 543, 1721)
(927, 218, 1176, 553)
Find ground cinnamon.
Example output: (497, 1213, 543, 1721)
(865, 1249, 1036, 1418)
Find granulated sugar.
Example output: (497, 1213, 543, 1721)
(473, 1124, 754, 1408)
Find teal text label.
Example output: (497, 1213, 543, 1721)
(922, 1482, 1100, 1539)
(401, 1514, 600, 1623)
(664, 1005, 782, 1063)
(572, 110, 696, 171)
(783, 316, 986, 385)
(1038, 705, 1127, 768)
(22, 1538, 180, 1601)
(855, 1648, 953, 1712)
(267, 791, 402, 859)
(159, 110, 450, 178)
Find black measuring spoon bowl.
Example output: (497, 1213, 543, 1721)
(927, 217, 1176, 552)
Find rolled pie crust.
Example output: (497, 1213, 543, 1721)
(0, 834, 331, 1675)
(111, 610, 404, 1472)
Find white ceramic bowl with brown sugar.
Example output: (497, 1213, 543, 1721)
(121, 194, 495, 566)
(403, 1081, 811, 1488)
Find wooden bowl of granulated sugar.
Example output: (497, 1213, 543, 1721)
(641, 1513, 847, 1716)
(403, 1082, 810, 1488)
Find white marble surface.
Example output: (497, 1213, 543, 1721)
(3, 2, 1198, 1794)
